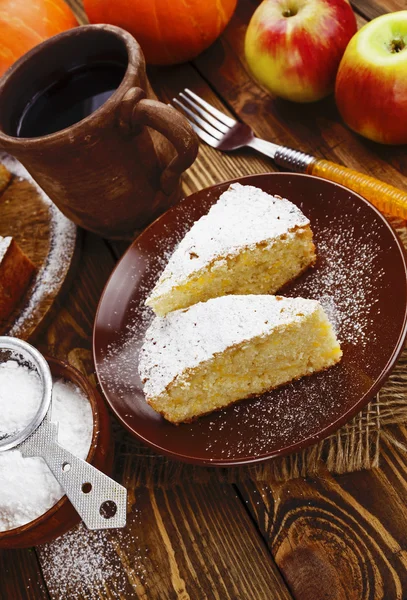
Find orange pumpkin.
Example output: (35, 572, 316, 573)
(83, 0, 237, 65)
(0, 0, 78, 77)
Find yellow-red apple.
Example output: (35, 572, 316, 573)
(244, 0, 357, 103)
(336, 11, 407, 145)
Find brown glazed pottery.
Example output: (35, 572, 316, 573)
(0, 358, 114, 549)
(93, 173, 407, 466)
(0, 25, 198, 239)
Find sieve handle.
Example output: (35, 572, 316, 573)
(39, 437, 127, 530)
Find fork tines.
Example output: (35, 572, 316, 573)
(172, 88, 235, 147)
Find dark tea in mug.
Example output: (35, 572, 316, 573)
(16, 62, 126, 138)
(0, 24, 198, 238)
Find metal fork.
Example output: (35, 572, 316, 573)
(172, 88, 407, 220)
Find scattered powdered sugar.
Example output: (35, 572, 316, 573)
(0, 235, 11, 262)
(0, 152, 77, 336)
(0, 377, 93, 531)
(290, 214, 385, 347)
(0, 359, 43, 438)
(38, 517, 148, 599)
(99, 208, 197, 401)
(203, 358, 363, 459)
(147, 182, 310, 302)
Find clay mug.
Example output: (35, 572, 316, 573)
(0, 25, 199, 239)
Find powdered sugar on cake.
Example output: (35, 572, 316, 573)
(0, 236, 11, 262)
(295, 215, 385, 347)
(139, 295, 320, 398)
(147, 183, 310, 301)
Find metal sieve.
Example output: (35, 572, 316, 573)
(0, 337, 127, 530)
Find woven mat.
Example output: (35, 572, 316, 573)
(74, 222, 407, 487)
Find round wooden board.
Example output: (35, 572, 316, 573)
(0, 153, 78, 340)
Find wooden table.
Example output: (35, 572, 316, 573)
(2, 0, 407, 598)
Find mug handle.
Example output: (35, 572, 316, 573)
(119, 87, 199, 195)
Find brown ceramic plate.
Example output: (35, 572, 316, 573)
(93, 174, 407, 466)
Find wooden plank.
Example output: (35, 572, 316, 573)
(372, 0, 407, 12)
(36, 483, 293, 599)
(351, 0, 406, 29)
(138, 482, 291, 600)
(237, 426, 407, 599)
(351, 0, 387, 19)
(0, 548, 49, 600)
(238, 466, 407, 600)
(338, 425, 407, 557)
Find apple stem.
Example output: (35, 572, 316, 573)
(390, 38, 405, 53)
(282, 8, 297, 17)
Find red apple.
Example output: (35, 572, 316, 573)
(336, 11, 407, 145)
(244, 0, 357, 103)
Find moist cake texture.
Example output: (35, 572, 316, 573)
(146, 183, 316, 316)
(139, 295, 342, 424)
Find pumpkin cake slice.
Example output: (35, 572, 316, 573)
(139, 295, 342, 424)
(146, 183, 316, 316)
(0, 236, 36, 326)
